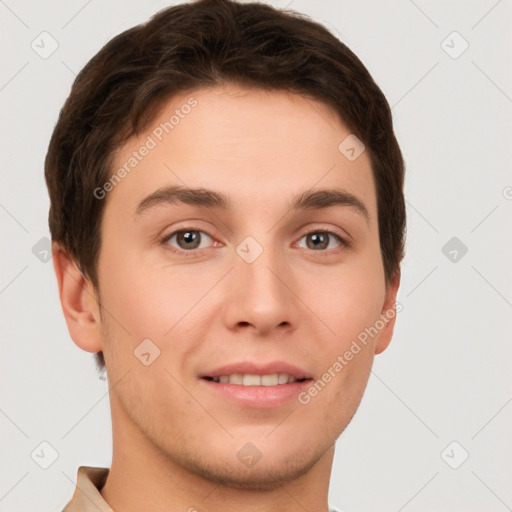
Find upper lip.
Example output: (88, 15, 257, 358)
(201, 361, 312, 380)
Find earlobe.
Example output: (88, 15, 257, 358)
(51, 241, 103, 354)
(375, 269, 401, 355)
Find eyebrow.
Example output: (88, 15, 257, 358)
(135, 185, 370, 223)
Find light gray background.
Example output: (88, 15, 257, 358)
(1, 1, 511, 511)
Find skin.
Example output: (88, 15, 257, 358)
(53, 83, 400, 512)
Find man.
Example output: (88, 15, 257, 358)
(45, 0, 406, 510)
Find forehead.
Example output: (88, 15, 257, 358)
(107, 84, 376, 220)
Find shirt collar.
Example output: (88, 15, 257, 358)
(62, 466, 113, 512)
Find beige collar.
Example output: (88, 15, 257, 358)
(62, 466, 113, 512)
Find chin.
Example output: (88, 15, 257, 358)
(178, 443, 324, 491)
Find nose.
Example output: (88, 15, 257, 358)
(221, 239, 300, 336)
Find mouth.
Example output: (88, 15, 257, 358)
(199, 362, 313, 408)
(202, 374, 311, 386)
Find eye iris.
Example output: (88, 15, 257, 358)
(177, 230, 201, 250)
(171, 231, 336, 252)
(307, 232, 329, 250)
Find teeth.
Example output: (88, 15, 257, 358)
(278, 373, 289, 384)
(243, 374, 261, 386)
(229, 374, 243, 385)
(261, 374, 279, 386)
(210, 373, 301, 385)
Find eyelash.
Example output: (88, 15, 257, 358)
(159, 226, 350, 257)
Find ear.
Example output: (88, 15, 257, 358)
(51, 241, 103, 354)
(374, 269, 401, 355)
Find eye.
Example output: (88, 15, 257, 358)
(161, 229, 215, 253)
(296, 230, 346, 252)
(159, 227, 349, 257)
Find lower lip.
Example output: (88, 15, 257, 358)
(199, 378, 311, 408)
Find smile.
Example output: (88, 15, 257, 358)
(203, 373, 308, 386)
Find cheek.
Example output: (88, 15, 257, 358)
(306, 259, 385, 348)
(304, 249, 385, 419)
(97, 251, 218, 376)
(98, 250, 187, 338)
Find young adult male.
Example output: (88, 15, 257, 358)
(45, 0, 406, 510)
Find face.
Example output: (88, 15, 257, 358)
(86, 84, 398, 489)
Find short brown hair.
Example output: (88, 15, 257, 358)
(45, 0, 406, 372)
